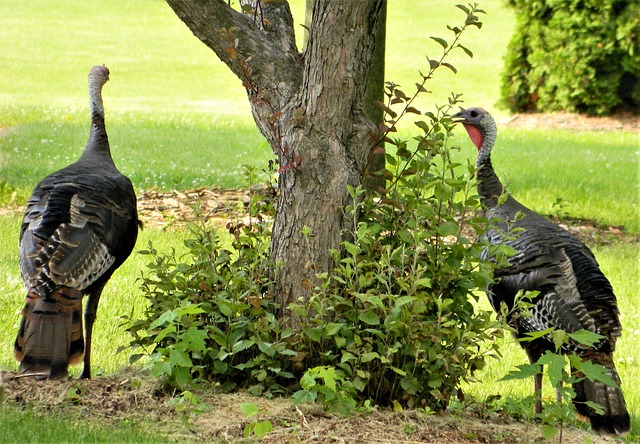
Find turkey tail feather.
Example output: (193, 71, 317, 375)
(573, 360, 630, 434)
(14, 289, 84, 379)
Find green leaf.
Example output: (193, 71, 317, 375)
(128, 353, 144, 365)
(519, 328, 555, 342)
(361, 352, 380, 363)
(232, 339, 254, 353)
(216, 300, 233, 317)
(583, 400, 605, 415)
(430, 36, 448, 49)
(149, 310, 177, 329)
(344, 241, 361, 257)
(169, 349, 192, 367)
(541, 424, 558, 440)
(304, 327, 323, 342)
(567, 329, 604, 348)
(240, 402, 260, 417)
(501, 363, 541, 381)
(253, 420, 273, 438)
(394, 296, 417, 307)
(447, 25, 462, 35)
(151, 360, 172, 378)
(292, 389, 317, 405)
(550, 329, 569, 350)
(319, 367, 339, 392)
(413, 278, 432, 289)
(358, 309, 380, 325)
(414, 120, 430, 132)
(400, 375, 422, 394)
(438, 221, 458, 236)
(175, 304, 205, 317)
(455, 4, 470, 14)
(466, 17, 482, 29)
(183, 327, 208, 352)
(441, 62, 457, 74)
(155, 325, 176, 343)
(456, 43, 473, 58)
(172, 366, 191, 390)
(580, 361, 619, 388)
(325, 322, 343, 336)
(257, 340, 276, 357)
(299, 372, 317, 390)
(538, 351, 566, 387)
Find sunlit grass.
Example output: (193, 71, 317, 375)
(1, 107, 271, 201)
(0, 405, 173, 444)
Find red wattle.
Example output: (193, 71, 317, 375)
(462, 124, 483, 151)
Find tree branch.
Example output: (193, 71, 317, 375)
(165, 0, 303, 147)
(165, 0, 300, 90)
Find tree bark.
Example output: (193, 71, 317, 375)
(362, 0, 387, 193)
(165, 0, 384, 325)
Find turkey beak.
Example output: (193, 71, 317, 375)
(451, 113, 466, 124)
(450, 107, 467, 124)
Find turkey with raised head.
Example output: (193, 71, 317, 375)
(14, 65, 139, 380)
(452, 107, 630, 435)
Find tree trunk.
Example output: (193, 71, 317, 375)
(362, 0, 387, 193)
(165, 0, 384, 325)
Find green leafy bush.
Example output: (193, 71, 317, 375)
(123, 3, 501, 415)
(502, 328, 618, 440)
(122, 203, 294, 394)
(500, 0, 639, 115)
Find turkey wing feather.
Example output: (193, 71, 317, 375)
(19, 175, 131, 298)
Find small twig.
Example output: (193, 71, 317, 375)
(295, 405, 310, 429)
(6, 371, 49, 380)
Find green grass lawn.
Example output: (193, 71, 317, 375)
(1, 0, 638, 440)
(0, 405, 174, 444)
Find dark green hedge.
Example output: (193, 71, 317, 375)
(500, 0, 639, 115)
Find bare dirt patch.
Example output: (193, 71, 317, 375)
(2, 185, 637, 246)
(132, 186, 638, 246)
(2, 369, 602, 444)
(499, 110, 639, 132)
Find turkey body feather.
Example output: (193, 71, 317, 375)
(453, 107, 629, 435)
(14, 66, 139, 380)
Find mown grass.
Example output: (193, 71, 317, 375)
(1, 0, 638, 441)
(0, 406, 174, 444)
(1, 108, 270, 201)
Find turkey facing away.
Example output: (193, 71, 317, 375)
(453, 107, 630, 435)
(14, 65, 139, 380)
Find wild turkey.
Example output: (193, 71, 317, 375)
(14, 65, 139, 380)
(453, 107, 630, 435)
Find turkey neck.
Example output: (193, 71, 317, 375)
(475, 119, 503, 209)
(81, 72, 113, 164)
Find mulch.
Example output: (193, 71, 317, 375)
(500, 110, 639, 132)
